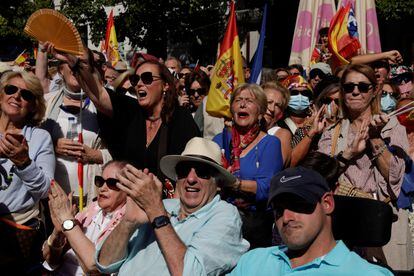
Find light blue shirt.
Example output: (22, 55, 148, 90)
(0, 126, 55, 214)
(96, 195, 250, 275)
(228, 240, 393, 276)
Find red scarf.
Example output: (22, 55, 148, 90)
(229, 124, 260, 175)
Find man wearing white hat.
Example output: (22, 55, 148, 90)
(95, 137, 249, 275)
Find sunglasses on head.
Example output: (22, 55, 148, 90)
(342, 82, 373, 94)
(187, 88, 206, 96)
(290, 89, 313, 99)
(175, 161, 215, 180)
(94, 176, 119, 190)
(381, 90, 400, 99)
(4, 84, 35, 102)
(129, 72, 161, 86)
(320, 98, 340, 106)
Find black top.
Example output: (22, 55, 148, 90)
(98, 90, 200, 178)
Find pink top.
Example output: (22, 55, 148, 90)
(318, 117, 408, 200)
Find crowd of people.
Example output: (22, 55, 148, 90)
(0, 31, 413, 275)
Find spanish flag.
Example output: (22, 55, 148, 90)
(104, 10, 120, 66)
(14, 50, 29, 66)
(328, 2, 361, 67)
(206, 1, 245, 119)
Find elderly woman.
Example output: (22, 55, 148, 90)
(48, 48, 200, 184)
(43, 160, 127, 275)
(318, 64, 413, 269)
(213, 83, 283, 249)
(0, 71, 55, 273)
(262, 82, 292, 167)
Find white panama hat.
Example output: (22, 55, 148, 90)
(160, 137, 236, 187)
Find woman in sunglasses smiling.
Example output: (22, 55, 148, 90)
(0, 71, 55, 272)
(51, 50, 200, 184)
(43, 161, 127, 274)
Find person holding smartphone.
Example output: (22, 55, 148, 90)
(0, 70, 55, 273)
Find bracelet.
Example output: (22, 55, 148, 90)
(47, 234, 66, 249)
(336, 152, 350, 166)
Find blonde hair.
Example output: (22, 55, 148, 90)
(261, 82, 290, 111)
(230, 83, 268, 116)
(0, 71, 46, 126)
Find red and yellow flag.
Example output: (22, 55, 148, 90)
(328, 2, 361, 67)
(206, 1, 245, 119)
(104, 10, 120, 66)
(14, 50, 29, 66)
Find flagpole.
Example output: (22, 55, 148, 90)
(78, 91, 84, 211)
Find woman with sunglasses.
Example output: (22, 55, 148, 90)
(0, 71, 55, 273)
(184, 70, 210, 115)
(49, 49, 200, 184)
(213, 83, 283, 249)
(318, 64, 412, 268)
(43, 161, 127, 275)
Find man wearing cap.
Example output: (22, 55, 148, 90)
(229, 167, 393, 275)
(95, 137, 249, 275)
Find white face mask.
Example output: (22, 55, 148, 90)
(325, 102, 333, 119)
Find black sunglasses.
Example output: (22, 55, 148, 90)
(290, 89, 313, 99)
(321, 98, 340, 106)
(381, 90, 400, 99)
(94, 176, 119, 190)
(4, 84, 36, 102)
(178, 72, 190, 79)
(176, 161, 215, 180)
(342, 82, 373, 93)
(187, 88, 206, 97)
(391, 74, 412, 85)
(129, 72, 162, 86)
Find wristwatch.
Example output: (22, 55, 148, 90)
(62, 219, 77, 232)
(151, 215, 170, 229)
(336, 151, 350, 165)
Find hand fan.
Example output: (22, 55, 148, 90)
(24, 9, 83, 56)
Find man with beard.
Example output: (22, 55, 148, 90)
(229, 167, 393, 275)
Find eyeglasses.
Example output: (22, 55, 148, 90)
(4, 84, 35, 102)
(381, 90, 400, 99)
(290, 89, 313, 99)
(187, 88, 206, 96)
(342, 82, 373, 93)
(178, 72, 190, 79)
(129, 72, 162, 86)
(320, 98, 340, 106)
(94, 176, 119, 190)
(175, 161, 215, 180)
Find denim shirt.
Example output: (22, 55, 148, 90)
(95, 195, 250, 275)
(228, 240, 393, 275)
(0, 126, 55, 214)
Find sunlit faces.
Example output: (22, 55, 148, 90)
(59, 63, 81, 92)
(264, 88, 284, 128)
(0, 77, 35, 123)
(133, 63, 167, 109)
(343, 71, 376, 114)
(273, 194, 326, 251)
(175, 161, 218, 214)
(188, 81, 206, 109)
(97, 164, 127, 213)
(232, 89, 261, 130)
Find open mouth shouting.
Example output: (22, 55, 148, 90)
(137, 90, 148, 99)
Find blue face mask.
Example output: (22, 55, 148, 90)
(288, 94, 310, 111)
(381, 94, 397, 113)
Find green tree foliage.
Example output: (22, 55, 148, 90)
(376, 0, 414, 20)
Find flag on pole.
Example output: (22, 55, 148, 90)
(328, 1, 361, 67)
(14, 50, 29, 66)
(249, 2, 268, 85)
(206, 1, 245, 119)
(289, 0, 336, 69)
(104, 10, 120, 66)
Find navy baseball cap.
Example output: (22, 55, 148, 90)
(268, 166, 330, 206)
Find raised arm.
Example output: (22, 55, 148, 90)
(35, 42, 51, 94)
(45, 43, 114, 117)
(350, 50, 403, 65)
